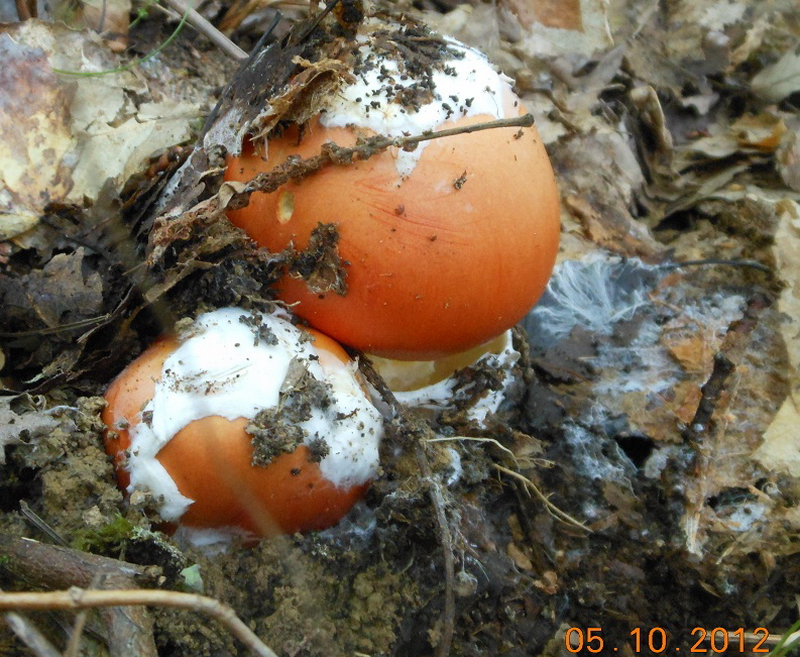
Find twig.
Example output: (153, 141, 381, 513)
(354, 353, 402, 418)
(14, 0, 33, 20)
(64, 605, 91, 657)
(0, 589, 279, 657)
(681, 352, 736, 444)
(95, 0, 108, 33)
(293, 0, 339, 44)
(350, 112, 535, 155)
(762, 628, 800, 649)
(493, 464, 591, 532)
(3, 610, 62, 657)
(64, 572, 104, 657)
(0, 535, 160, 590)
(0, 535, 159, 657)
(227, 114, 536, 211)
(160, 0, 248, 60)
(18, 501, 69, 545)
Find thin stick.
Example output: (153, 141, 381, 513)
(64, 606, 90, 657)
(14, 0, 32, 20)
(493, 464, 591, 532)
(0, 535, 158, 657)
(230, 114, 536, 209)
(392, 113, 534, 148)
(64, 572, 104, 657)
(0, 589, 279, 657)
(18, 501, 69, 546)
(682, 351, 735, 443)
(160, 0, 248, 60)
(0, 535, 159, 590)
(4, 612, 62, 657)
(760, 628, 800, 647)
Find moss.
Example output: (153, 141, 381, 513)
(70, 514, 136, 553)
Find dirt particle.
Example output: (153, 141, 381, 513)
(247, 358, 333, 466)
(290, 222, 348, 296)
(238, 312, 279, 347)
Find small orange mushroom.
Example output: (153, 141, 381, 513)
(102, 308, 383, 543)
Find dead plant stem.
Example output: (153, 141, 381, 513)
(426, 435, 518, 466)
(416, 444, 456, 657)
(355, 356, 457, 656)
(0, 534, 159, 656)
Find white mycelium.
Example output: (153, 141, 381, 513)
(372, 329, 520, 422)
(320, 20, 517, 178)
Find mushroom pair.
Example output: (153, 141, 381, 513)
(103, 13, 560, 542)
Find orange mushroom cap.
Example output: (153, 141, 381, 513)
(225, 27, 560, 360)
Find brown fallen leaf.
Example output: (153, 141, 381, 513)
(754, 200, 800, 476)
(563, 194, 661, 259)
(0, 30, 74, 240)
(14, 248, 103, 331)
(503, 0, 583, 31)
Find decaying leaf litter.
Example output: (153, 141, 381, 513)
(1, 0, 800, 654)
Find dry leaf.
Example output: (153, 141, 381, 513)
(69, 100, 200, 202)
(0, 31, 75, 240)
(664, 335, 712, 374)
(751, 46, 800, 103)
(1, 21, 200, 209)
(503, 0, 583, 31)
(513, 0, 612, 58)
(532, 570, 559, 595)
(753, 200, 800, 475)
(2, 248, 103, 330)
(777, 122, 800, 192)
(735, 113, 787, 152)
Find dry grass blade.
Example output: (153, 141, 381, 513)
(0, 588, 279, 657)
